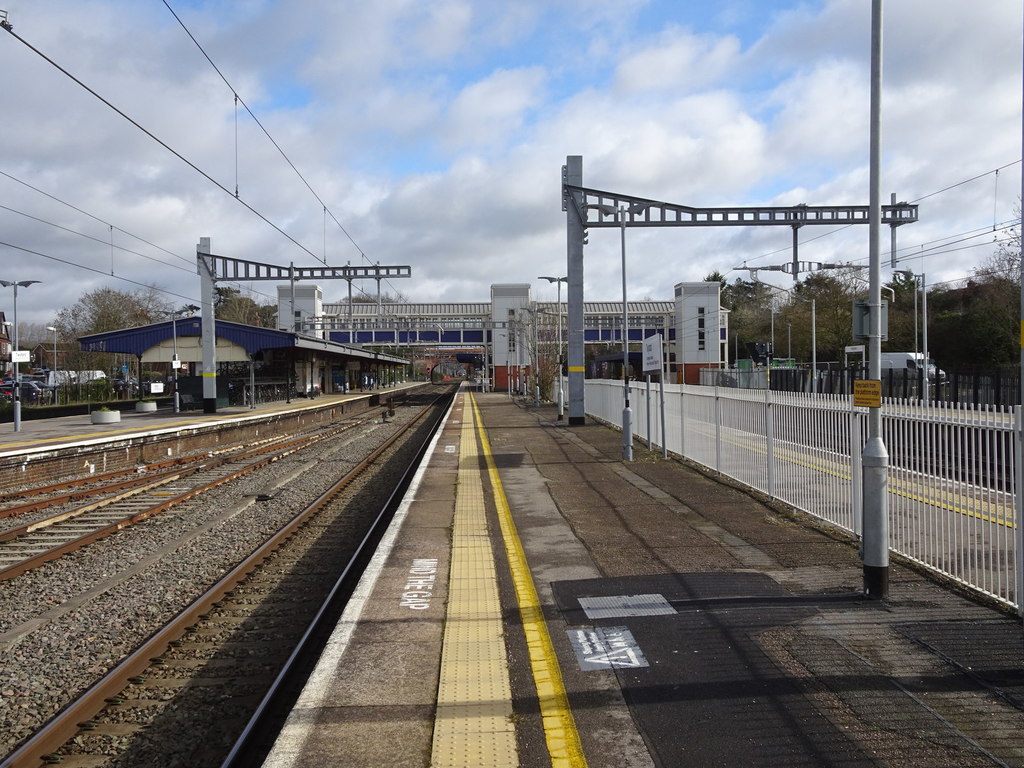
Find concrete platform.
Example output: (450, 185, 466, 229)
(0, 389, 409, 457)
(263, 390, 1024, 768)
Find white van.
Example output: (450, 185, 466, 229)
(77, 370, 107, 383)
(878, 352, 944, 382)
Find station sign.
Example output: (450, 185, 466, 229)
(642, 333, 663, 373)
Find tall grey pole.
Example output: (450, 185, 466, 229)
(197, 237, 218, 414)
(862, 0, 889, 598)
(533, 311, 540, 406)
(921, 273, 930, 404)
(890, 192, 898, 268)
(2, 279, 40, 432)
(1017, 25, 1024, 618)
(564, 156, 586, 425)
(539, 275, 567, 418)
(289, 262, 298, 331)
(811, 299, 817, 394)
(172, 315, 180, 413)
(660, 315, 668, 458)
(620, 206, 633, 461)
(12, 284, 21, 432)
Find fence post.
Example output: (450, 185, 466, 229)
(680, 381, 687, 461)
(765, 387, 775, 498)
(851, 406, 863, 540)
(1015, 405, 1023, 615)
(714, 386, 722, 473)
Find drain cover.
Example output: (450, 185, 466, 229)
(578, 593, 676, 619)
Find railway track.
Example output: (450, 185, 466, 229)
(0, 387, 454, 768)
(0, 432, 292, 523)
(0, 411, 386, 580)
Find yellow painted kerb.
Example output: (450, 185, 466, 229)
(468, 392, 588, 768)
(431, 394, 518, 768)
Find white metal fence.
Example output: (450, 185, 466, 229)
(584, 379, 1020, 608)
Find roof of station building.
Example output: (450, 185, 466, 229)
(78, 318, 406, 364)
(320, 300, 675, 317)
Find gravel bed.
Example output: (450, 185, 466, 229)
(0, 402, 429, 759)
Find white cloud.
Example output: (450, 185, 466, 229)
(444, 67, 548, 152)
(0, 0, 1019, 327)
(613, 26, 741, 94)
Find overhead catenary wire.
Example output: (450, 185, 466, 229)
(161, 1, 416, 302)
(0, 22, 325, 265)
(736, 160, 1022, 272)
(161, 0, 363, 266)
(0, 238, 202, 305)
(0, 169, 191, 267)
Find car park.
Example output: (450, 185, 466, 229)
(0, 380, 52, 404)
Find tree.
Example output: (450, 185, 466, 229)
(214, 287, 276, 327)
(929, 279, 1017, 367)
(52, 286, 171, 373)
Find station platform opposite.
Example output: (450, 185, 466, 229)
(0, 386, 416, 459)
(264, 390, 1024, 768)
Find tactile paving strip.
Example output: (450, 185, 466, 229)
(431, 396, 518, 768)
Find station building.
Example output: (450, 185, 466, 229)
(277, 280, 728, 388)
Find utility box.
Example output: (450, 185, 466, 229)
(852, 300, 888, 341)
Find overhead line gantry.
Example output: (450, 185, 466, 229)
(561, 155, 919, 426)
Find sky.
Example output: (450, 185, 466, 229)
(0, 0, 1021, 328)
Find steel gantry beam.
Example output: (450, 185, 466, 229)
(195, 241, 412, 414)
(202, 253, 411, 282)
(561, 155, 919, 426)
(565, 185, 918, 229)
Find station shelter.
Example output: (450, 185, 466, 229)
(78, 317, 408, 406)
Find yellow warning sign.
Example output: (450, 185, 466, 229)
(853, 379, 882, 408)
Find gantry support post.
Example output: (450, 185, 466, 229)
(564, 156, 586, 425)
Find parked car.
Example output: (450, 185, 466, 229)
(0, 380, 51, 404)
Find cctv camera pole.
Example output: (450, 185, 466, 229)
(862, 0, 889, 599)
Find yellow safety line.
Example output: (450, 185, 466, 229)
(468, 392, 588, 768)
(431, 396, 518, 768)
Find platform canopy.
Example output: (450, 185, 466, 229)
(78, 318, 408, 365)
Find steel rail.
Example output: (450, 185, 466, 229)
(0, 393, 448, 768)
(0, 412, 380, 581)
(0, 429, 320, 519)
(220, 390, 453, 767)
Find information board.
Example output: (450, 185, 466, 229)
(853, 379, 882, 408)
(642, 333, 663, 373)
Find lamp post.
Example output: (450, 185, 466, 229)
(538, 276, 567, 419)
(584, 203, 633, 460)
(46, 325, 58, 403)
(45, 325, 57, 372)
(896, 270, 929, 403)
(755, 280, 817, 394)
(0, 279, 41, 432)
(170, 305, 199, 413)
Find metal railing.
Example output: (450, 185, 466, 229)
(585, 379, 1019, 608)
